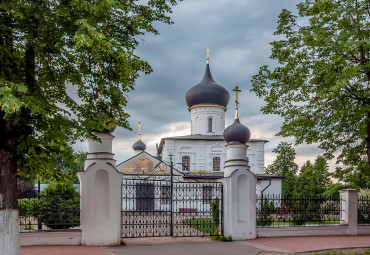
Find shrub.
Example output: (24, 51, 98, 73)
(319, 200, 341, 216)
(290, 198, 321, 225)
(257, 199, 274, 226)
(274, 206, 290, 218)
(210, 199, 220, 225)
(18, 198, 38, 217)
(358, 189, 370, 224)
(35, 182, 80, 229)
(17, 180, 37, 199)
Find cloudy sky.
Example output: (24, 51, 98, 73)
(76, 0, 331, 169)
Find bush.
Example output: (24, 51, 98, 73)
(35, 182, 80, 229)
(17, 180, 37, 199)
(18, 198, 38, 217)
(358, 189, 370, 224)
(290, 198, 321, 225)
(210, 199, 220, 225)
(257, 199, 275, 226)
(319, 200, 341, 216)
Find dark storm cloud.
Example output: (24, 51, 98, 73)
(76, 0, 325, 167)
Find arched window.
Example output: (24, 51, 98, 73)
(182, 156, 190, 171)
(213, 157, 220, 172)
(208, 118, 213, 132)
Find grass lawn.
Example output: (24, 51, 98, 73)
(183, 217, 220, 235)
(258, 217, 341, 227)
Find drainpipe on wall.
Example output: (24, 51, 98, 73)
(261, 178, 272, 198)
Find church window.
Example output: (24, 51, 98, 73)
(208, 118, 213, 132)
(160, 186, 171, 204)
(203, 186, 213, 204)
(182, 156, 190, 171)
(213, 157, 220, 172)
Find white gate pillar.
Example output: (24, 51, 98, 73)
(221, 87, 257, 240)
(339, 189, 358, 235)
(222, 144, 257, 240)
(77, 131, 123, 246)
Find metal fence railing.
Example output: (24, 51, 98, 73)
(358, 195, 370, 225)
(18, 192, 80, 232)
(256, 194, 342, 227)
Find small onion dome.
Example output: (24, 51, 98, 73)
(186, 63, 230, 109)
(132, 139, 146, 151)
(223, 119, 251, 144)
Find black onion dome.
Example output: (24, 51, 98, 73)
(223, 119, 251, 144)
(186, 63, 230, 109)
(132, 140, 146, 151)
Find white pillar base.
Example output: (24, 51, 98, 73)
(0, 209, 21, 255)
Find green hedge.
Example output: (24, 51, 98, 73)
(18, 182, 80, 230)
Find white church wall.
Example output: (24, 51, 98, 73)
(190, 106, 225, 135)
(258, 179, 282, 197)
(163, 139, 265, 174)
(247, 141, 265, 174)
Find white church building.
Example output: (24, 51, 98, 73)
(117, 56, 283, 196)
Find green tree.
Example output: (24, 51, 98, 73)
(334, 159, 370, 189)
(0, 0, 179, 253)
(266, 141, 298, 197)
(251, 0, 370, 172)
(294, 160, 314, 196)
(294, 155, 332, 196)
(18, 146, 86, 184)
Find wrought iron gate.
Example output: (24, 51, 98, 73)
(121, 178, 223, 238)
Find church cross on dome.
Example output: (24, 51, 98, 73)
(138, 122, 142, 140)
(233, 85, 241, 119)
(206, 48, 210, 64)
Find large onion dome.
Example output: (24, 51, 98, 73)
(132, 140, 146, 151)
(223, 119, 251, 144)
(186, 63, 230, 109)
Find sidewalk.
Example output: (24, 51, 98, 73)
(247, 235, 370, 254)
(21, 235, 370, 255)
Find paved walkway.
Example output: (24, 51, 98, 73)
(21, 235, 370, 255)
(247, 236, 370, 253)
(21, 246, 107, 255)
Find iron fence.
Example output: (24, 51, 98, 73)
(256, 194, 342, 227)
(121, 178, 223, 238)
(358, 195, 370, 225)
(18, 192, 80, 232)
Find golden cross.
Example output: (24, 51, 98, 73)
(138, 122, 142, 140)
(206, 48, 210, 64)
(233, 85, 241, 119)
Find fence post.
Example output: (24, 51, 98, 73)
(77, 130, 123, 245)
(222, 143, 256, 240)
(339, 189, 358, 235)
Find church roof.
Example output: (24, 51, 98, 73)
(185, 63, 230, 109)
(182, 172, 285, 180)
(157, 135, 268, 155)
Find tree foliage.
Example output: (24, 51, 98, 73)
(251, 0, 370, 169)
(0, 0, 180, 206)
(1, 0, 179, 176)
(0, 1, 180, 250)
(294, 155, 332, 196)
(265, 141, 298, 197)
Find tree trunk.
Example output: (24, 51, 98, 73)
(0, 115, 21, 255)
